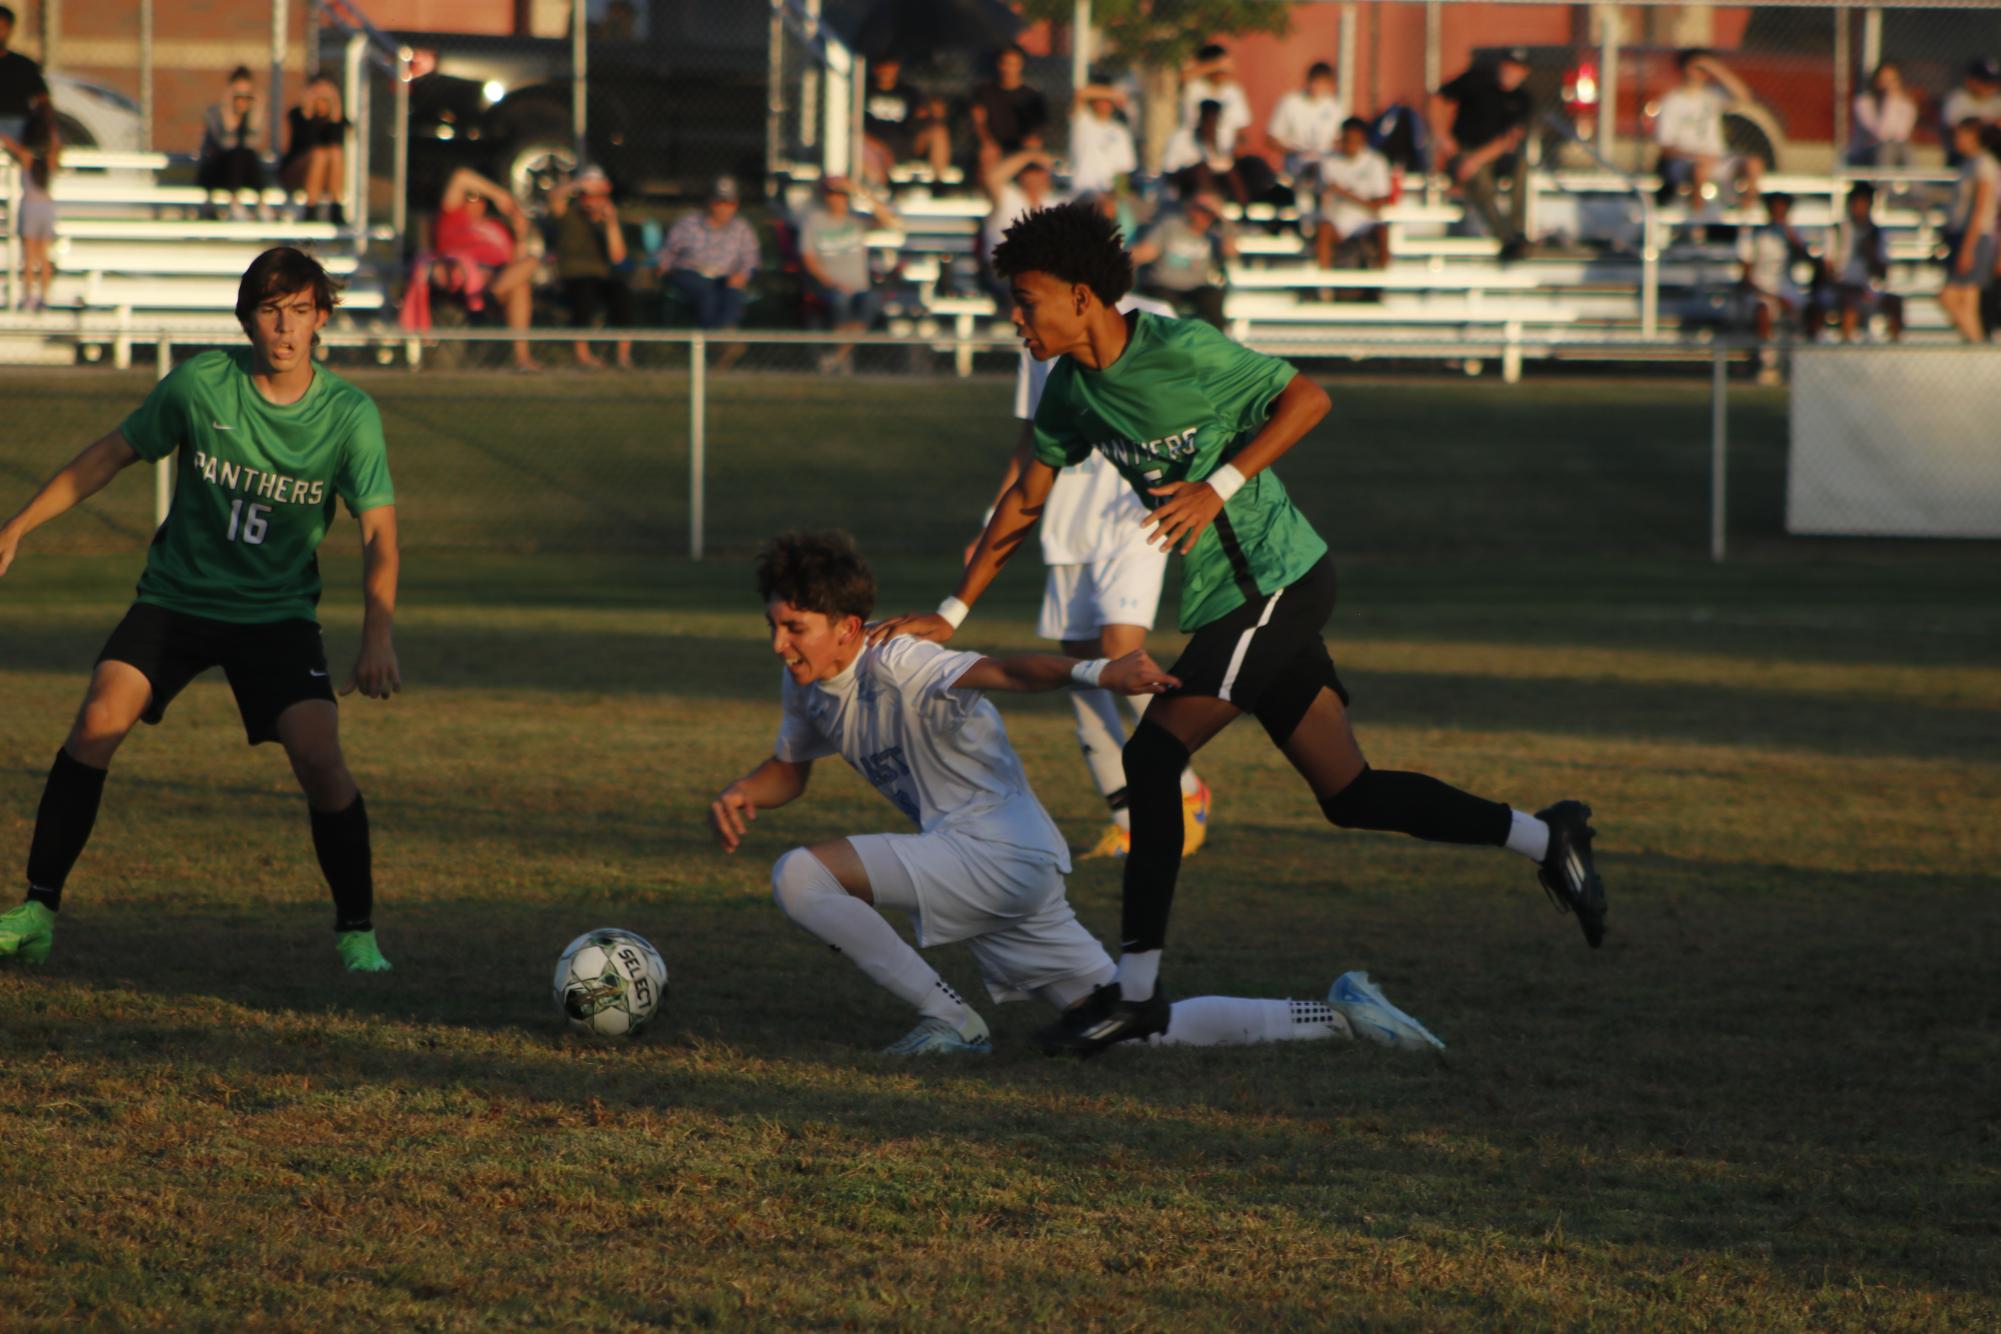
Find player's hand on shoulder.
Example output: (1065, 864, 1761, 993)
(341, 638, 402, 701)
(1144, 479, 1226, 555)
(864, 612, 954, 648)
(1102, 649, 1179, 696)
(709, 785, 756, 852)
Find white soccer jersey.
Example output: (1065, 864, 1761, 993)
(774, 639, 1071, 871)
(1015, 294, 1177, 565)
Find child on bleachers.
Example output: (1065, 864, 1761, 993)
(1815, 183, 1903, 343)
(1, 98, 54, 311)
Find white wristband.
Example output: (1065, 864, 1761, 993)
(1207, 463, 1248, 503)
(1070, 658, 1109, 688)
(936, 596, 971, 629)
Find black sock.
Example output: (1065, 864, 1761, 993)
(310, 793, 374, 932)
(1119, 722, 1192, 954)
(1320, 766, 1512, 846)
(25, 748, 110, 911)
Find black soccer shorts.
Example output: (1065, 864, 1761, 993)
(97, 603, 337, 746)
(1167, 554, 1349, 745)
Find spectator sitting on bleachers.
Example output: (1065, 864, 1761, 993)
(800, 175, 900, 374)
(1939, 118, 1999, 341)
(1739, 192, 1814, 357)
(1314, 117, 1392, 274)
(1433, 47, 1532, 261)
(1267, 61, 1345, 179)
(0, 99, 54, 311)
(550, 165, 633, 372)
(1178, 44, 1252, 152)
(282, 75, 348, 223)
(0, 4, 49, 146)
(1163, 100, 1248, 206)
(659, 175, 760, 339)
(862, 57, 951, 188)
(436, 166, 540, 372)
(197, 67, 265, 216)
(981, 149, 1061, 302)
(1654, 49, 1763, 206)
(971, 44, 1048, 180)
(1129, 191, 1235, 328)
(1815, 183, 1903, 342)
(1068, 84, 1136, 196)
(1849, 62, 1918, 170)
(1940, 58, 2001, 166)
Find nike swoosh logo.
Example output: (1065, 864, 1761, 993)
(211, 421, 233, 430)
(308, 669, 329, 678)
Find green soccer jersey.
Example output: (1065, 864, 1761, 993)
(1032, 312, 1327, 630)
(119, 349, 395, 624)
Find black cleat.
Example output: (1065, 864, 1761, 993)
(1536, 800, 1607, 948)
(1036, 981, 1171, 1057)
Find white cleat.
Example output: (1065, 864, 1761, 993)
(1328, 971, 1446, 1053)
(882, 1011, 993, 1056)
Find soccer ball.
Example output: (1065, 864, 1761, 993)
(553, 929, 669, 1038)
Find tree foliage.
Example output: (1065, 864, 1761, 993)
(1018, 0, 1294, 74)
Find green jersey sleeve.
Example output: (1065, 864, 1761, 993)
(1031, 362, 1091, 468)
(334, 398, 396, 515)
(118, 362, 197, 463)
(1185, 320, 1297, 445)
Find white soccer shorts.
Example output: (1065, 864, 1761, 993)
(1037, 544, 1169, 642)
(849, 830, 1116, 1006)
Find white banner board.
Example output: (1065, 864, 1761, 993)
(1789, 349, 2001, 538)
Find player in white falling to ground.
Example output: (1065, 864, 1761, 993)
(971, 289, 1213, 862)
(705, 530, 1444, 1056)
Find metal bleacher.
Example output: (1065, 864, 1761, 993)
(0, 148, 390, 367)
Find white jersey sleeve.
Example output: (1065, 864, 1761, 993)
(775, 669, 840, 763)
(878, 637, 989, 734)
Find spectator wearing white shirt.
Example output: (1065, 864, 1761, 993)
(1068, 84, 1136, 196)
(1267, 62, 1345, 178)
(1941, 58, 2001, 166)
(1848, 62, 1918, 169)
(1939, 118, 2000, 341)
(1178, 43, 1252, 149)
(1816, 182, 1904, 342)
(1738, 192, 1813, 352)
(1654, 49, 1763, 204)
(1314, 118, 1392, 272)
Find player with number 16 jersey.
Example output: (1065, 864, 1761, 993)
(0, 247, 402, 973)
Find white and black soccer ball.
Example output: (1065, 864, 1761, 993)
(553, 929, 669, 1038)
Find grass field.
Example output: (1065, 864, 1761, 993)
(1, 370, 1998, 1328)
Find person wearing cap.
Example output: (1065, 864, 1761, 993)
(1268, 62, 1346, 180)
(1653, 49, 1762, 207)
(1432, 48, 1534, 261)
(981, 148, 1062, 303)
(799, 175, 900, 374)
(1069, 83, 1137, 197)
(1129, 192, 1237, 328)
(1941, 58, 2001, 167)
(550, 165, 634, 371)
(658, 176, 761, 336)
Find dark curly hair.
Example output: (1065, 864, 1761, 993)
(991, 199, 1134, 305)
(235, 246, 342, 334)
(755, 530, 876, 622)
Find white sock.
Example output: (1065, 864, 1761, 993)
(771, 848, 972, 1028)
(1123, 694, 1203, 797)
(1153, 996, 1353, 1047)
(1505, 809, 1551, 862)
(1116, 949, 1161, 1001)
(1071, 688, 1133, 811)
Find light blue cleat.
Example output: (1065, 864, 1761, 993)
(1329, 971, 1447, 1053)
(882, 1012, 993, 1056)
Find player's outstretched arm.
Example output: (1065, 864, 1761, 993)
(342, 505, 401, 700)
(868, 456, 1057, 647)
(1144, 373, 1332, 555)
(0, 430, 142, 579)
(709, 757, 812, 853)
(951, 649, 1178, 697)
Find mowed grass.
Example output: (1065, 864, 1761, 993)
(1, 370, 1998, 1328)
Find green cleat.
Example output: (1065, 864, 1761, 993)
(336, 928, 392, 973)
(0, 901, 56, 965)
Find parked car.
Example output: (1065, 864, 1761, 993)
(46, 72, 144, 153)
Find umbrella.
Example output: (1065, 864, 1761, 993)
(851, 0, 1024, 65)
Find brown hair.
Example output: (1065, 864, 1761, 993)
(755, 531, 876, 622)
(234, 247, 342, 333)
